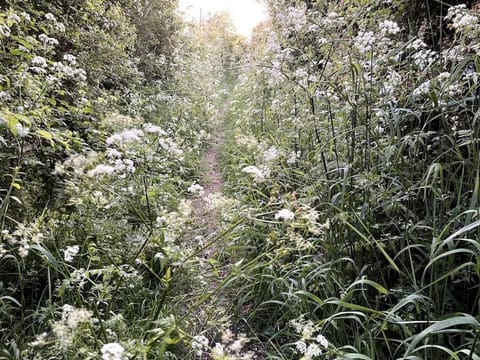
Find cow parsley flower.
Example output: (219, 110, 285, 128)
(295, 340, 307, 354)
(446, 4, 478, 34)
(355, 31, 376, 53)
(87, 164, 116, 177)
(106, 129, 144, 146)
(412, 80, 432, 100)
(379, 20, 401, 36)
(39, 33, 59, 46)
(306, 343, 322, 357)
(263, 146, 279, 162)
(242, 165, 266, 183)
(275, 209, 295, 221)
(188, 183, 205, 196)
(316, 334, 329, 348)
(192, 335, 209, 356)
(31, 56, 47, 68)
(63, 54, 77, 65)
(101, 342, 125, 360)
(45, 13, 56, 21)
(143, 123, 166, 135)
(63, 245, 79, 262)
(106, 148, 122, 159)
(15, 123, 30, 137)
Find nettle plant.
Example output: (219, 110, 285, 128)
(222, 0, 480, 358)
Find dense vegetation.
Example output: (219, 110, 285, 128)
(1, 0, 480, 359)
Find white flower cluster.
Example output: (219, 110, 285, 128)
(412, 80, 432, 100)
(321, 11, 344, 30)
(379, 20, 401, 36)
(45, 13, 56, 21)
(242, 165, 266, 183)
(263, 146, 280, 162)
(275, 208, 295, 221)
(143, 123, 167, 135)
(29, 52, 86, 81)
(276, 6, 308, 36)
(101, 342, 125, 360)
(355, 31, 376, 53)
(382, 71, 402, 101)
(1, 223, 43, 258)
(52, 55, 87, 81)
(106, 128, 144, 146)
(290, 317, 330, 359)
(63, 245, 80, 262)
(287, 150, 301, 165)
(15, 123, 30, 137)
(266, 31, 281, 53)
(192, 335, 209, 356)
(39, 33, 59, 46)
(446, 4, 479, 34)
(30, 55, 48, 73)
(52, 304, 93, 347)
(158, 136, 184, 158)
(188, 183, 205, 196)
(58, 152, 98, 176)
(413, 49, 437, 70)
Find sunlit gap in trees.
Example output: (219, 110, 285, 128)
(178, 0, 267, 38)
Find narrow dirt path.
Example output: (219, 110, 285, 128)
(184, 103, 265, 359)
(190, 130, 224, 257)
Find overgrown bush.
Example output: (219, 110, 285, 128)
(221, 0, 480, 358)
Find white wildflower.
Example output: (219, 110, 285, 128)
(0, 91, 10, 102)
(188, 183, 205, 196)
(31, 56, 47, 68)
(87, 164, 116, 177)
(38, 33, 59, 46)
(295, 340, 307, 354)
(29, 332, 48, 347)
(15, 123, 30, 137)
(101, 342, 125, 360)
(143, 123, 166, 135)
(412, 80, 432, 100)
(63, 245, 79, 262)
(66, 308, 92, 329)
(212, 343, 224, 357)
(306, 343, 322, 357)
(287, 151, 301, 165)
(275, 209, 295, 221)
(106, 129, 144, 146)
(263, 146, 279, 162)
(316, 334, 329, 348)
(355, 31, 376, 53)
(45, 13, 56, 21)
(446, 4, 478, 34)
(55, 22, 66, 32)
(106, 148, 122, 158)
(379, 20, 401, 36)
(20, 12, 31, 22)
(407, 38, 427, 51)
(242, 165, 266, 183)
(192, 335, 209, 356)
(63, 54, 77, 65)
(18, 245, 29, 258)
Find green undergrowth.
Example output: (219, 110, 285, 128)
(217, 1, 480, 359)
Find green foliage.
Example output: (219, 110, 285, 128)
(219, 0, 480, 358)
